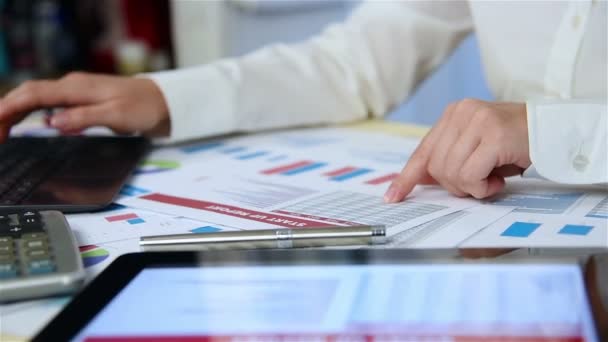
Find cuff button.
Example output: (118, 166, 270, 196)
(572, 154, 589, 172)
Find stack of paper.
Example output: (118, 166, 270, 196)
(2, 120, 607, 340)
(118, 124, 607, 251)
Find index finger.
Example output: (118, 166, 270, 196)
(383, 122, 447, 203)
(383, 145, 431, 203)
(383, 103, 460, 203)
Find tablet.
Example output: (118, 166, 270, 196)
(34, 249, 603, 342)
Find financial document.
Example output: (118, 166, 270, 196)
(118, 127, 478, 235)
(464, 179, 608, 248)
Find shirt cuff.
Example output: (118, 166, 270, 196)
(526, 100, 607, 184)
(143, 61, 240, 144)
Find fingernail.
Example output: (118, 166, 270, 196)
(384, 185, 398, 203)
(50, 114, 68, 128)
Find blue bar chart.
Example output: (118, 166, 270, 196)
(180, 141, 224, 154)
(282, 162, 327, 175)
(235, 151, 270, 160)
(119, 185, 150, 197)
(190, 226, 223, 234)
(464, 213, 606, 247)
(500, 222, 541, 238)
(220, 146, 247, 154)
(261, 160, 393, 184)
(261, 160, 328, 176)
(329, 168, 373, 182)
(558, 224, 593, 236)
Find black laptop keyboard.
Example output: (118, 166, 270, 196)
(0, 138, 81, 205)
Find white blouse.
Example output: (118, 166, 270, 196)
(148, 0, 607, 184)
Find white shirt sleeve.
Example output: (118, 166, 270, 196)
(147, 1, 472, 143)
(526, 100, 608, 184)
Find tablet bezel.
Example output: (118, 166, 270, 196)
(33, 248, 601, 341)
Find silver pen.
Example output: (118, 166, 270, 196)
(139, 225, 386, 251)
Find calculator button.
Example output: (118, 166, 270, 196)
(20, 212, 42, 227)
(0, 244, 13, 254)
(28, 259, 55, 275)
(5, 225, 23, 237)
(0, 254, 15, 263)
(0, 262, 18, 279)
(0, 224, 13, 235)
(24, 239, 48, 250)
(0, 215, 10, 225)
(21, 233, 47, 240)
(26, 249, 51, 260)
(21, 211, 40, 218)
(0, 238, 13, 249)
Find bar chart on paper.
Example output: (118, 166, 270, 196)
(68, 209, 209, 245)
(261, 161, 328, 176)
(323, 167, 373, 181)
(500, 222, 541, 238)
(180, 141, 225, 154)
(190, 226, 223, 234)
(105, 213, 145, 225)
(463, 212, 608, 247)
(119, 185, 150, 197)
(260, 160, 398, 186)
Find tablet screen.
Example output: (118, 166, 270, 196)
(74, 263, 597, 342)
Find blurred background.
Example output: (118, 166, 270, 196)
(0, 0, 492, 125)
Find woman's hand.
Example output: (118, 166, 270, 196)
(385, 99, 531, 201)
(0, 72, 170, 141)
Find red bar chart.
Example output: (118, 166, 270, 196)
(261, 161, 314, 175)
(104, 213, 145, 225)
(261, 161, 327, 175)
(365, 173, 399, 185)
